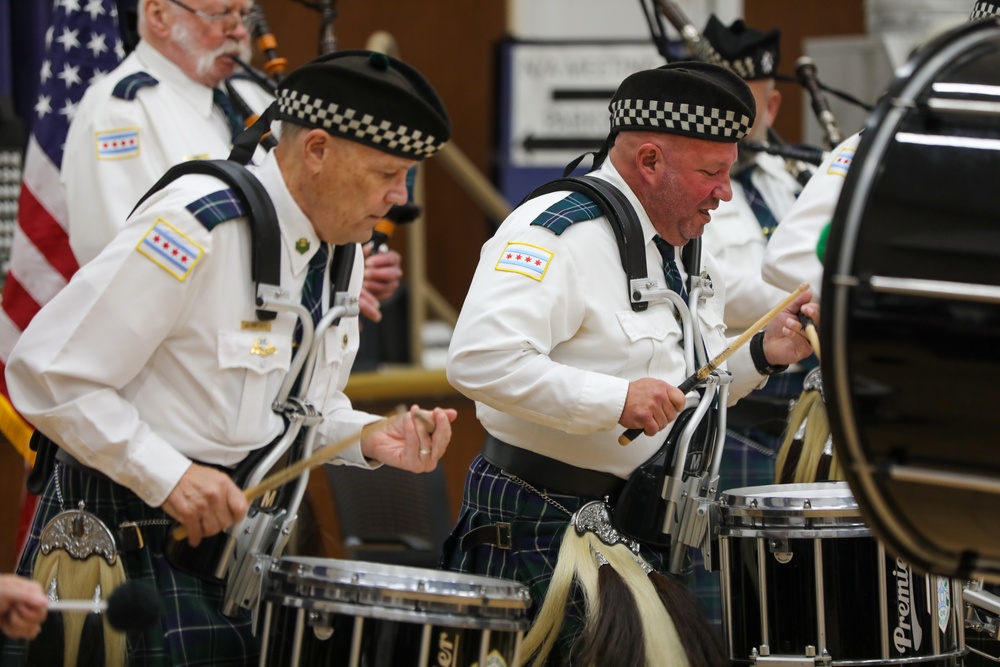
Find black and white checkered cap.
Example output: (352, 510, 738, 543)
(970, 1, 1000, 21)
(609, 62, 755, 143)
(276, 50, 450, 160)
(702, 15, 780, 81)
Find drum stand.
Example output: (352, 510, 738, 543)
(218, 283, 360, 626)
(966, 581, 1000, 663)
(629, 269, 732, 575)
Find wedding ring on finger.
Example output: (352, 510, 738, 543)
(419, 448, 431, 456)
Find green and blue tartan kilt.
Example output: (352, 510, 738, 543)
(439, 455, 671, 667)
(0, 463, 259, 667)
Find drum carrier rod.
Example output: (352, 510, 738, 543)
(813, 537, 828, 660)
(291, 607, 306, 667)
(419, 624, 432, 667)
(350, 616, 364, 667)
(479, 629, 491, 667)
(757, 537, 771, 654)
(878, 541, 890, 660)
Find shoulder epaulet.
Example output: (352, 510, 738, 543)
(185, 189, 247, 231)
(529, 191, 603, 235)
(112, 72, 159, 100)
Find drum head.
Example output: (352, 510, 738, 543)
(264, 557, 531, 631)
(823, 18, 1000, 581)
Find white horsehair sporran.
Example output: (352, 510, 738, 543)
(32, 467, 127, 667)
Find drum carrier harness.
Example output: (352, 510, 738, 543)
(28, 152, 359, 628)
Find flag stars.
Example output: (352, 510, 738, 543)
(35, 95, 53, 119)
(59, 98, 79, 121)
(40, 61, 52, 84)
(58, 63, 82, 89)
(84, 0, 106, 20)
(56, 27, 81, 52)
(86, 32, 107, 58)
(62, 0, 82, 14)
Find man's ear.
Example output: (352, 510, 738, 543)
(301, 129, 330, 172)
(765, 89, 782, 129)
(144, 0, 170, 35)
(636, 142, 662, 180)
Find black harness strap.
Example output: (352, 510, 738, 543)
(525, 176, 650, 312)
(132, 159, 281, 321)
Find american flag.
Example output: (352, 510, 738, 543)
(0, 0, 124, 460)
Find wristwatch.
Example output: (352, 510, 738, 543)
(750, 331, 789, 376)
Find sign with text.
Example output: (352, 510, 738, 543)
(508, 42, 664, 168)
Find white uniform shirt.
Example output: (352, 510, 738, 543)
(702, 151, 808, 334)
(447, 159, 767, 480)
(7, 151, 375, 508)
(62, 40, 274, 266)
(762, 132, 862, 300)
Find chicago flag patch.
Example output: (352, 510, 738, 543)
(96, 127, 139, 160)
(495, 242, 553, 281)
(137, 219, 204, 280)
(827, 146, 854, 178)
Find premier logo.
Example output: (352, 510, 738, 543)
(892, 557, 923, 654)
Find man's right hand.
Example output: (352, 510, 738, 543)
(620, 378, 687, 436)
(162, 464, 248, 547)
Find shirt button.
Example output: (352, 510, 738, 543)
(342, 334, 349, 348)
(655, 329, 664, 337)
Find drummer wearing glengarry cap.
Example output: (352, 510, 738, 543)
(0, 51, 458, 666)
(440, 60, 817, 667)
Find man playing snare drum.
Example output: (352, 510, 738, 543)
(1, 52, 456, 666)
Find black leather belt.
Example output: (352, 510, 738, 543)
(55, 447, 112, 481)
(482, 434, 625, 500)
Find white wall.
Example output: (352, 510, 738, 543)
(506, 0, 744, 41)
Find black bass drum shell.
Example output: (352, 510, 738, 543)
(822, 17, 1000, 582)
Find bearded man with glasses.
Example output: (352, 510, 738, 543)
(60, 0, 273, 268)
(61, 0, 405, 327)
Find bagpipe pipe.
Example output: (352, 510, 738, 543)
(223, 2, 287, 150)
(638, 0, 872, 180)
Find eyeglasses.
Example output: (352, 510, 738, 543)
(167, 0, 253, 32)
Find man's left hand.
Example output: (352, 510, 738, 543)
(761, 289, 819, 366)
(360, 245, 403, 321)
(360, 405, 457, 472)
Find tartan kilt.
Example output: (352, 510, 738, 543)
(0, 463, 259, 667)
(439, 455, 671, 666)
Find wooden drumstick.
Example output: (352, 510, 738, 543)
(618, 282, 809, 446)
(171, 408, 436, 542)
(798, 312, 821, 361)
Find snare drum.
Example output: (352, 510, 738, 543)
(719, 482, 965, 665)
(258, 557, 531, 667)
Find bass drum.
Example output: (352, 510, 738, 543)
(823, 17, 1000, 581)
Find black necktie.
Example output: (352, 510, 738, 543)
(212, 88, 243, 140)
(653, 235, 688, 302)
(733, 167, 779, 240)
(294, 243, 329, 345)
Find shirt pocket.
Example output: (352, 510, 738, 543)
(212, 330, 292, 443)
(615, 308, 678, 376)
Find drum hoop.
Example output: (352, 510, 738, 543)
(263, 592, 530, 632)
(825, 19, 1000, 576)
(719, 526, 870, 539)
